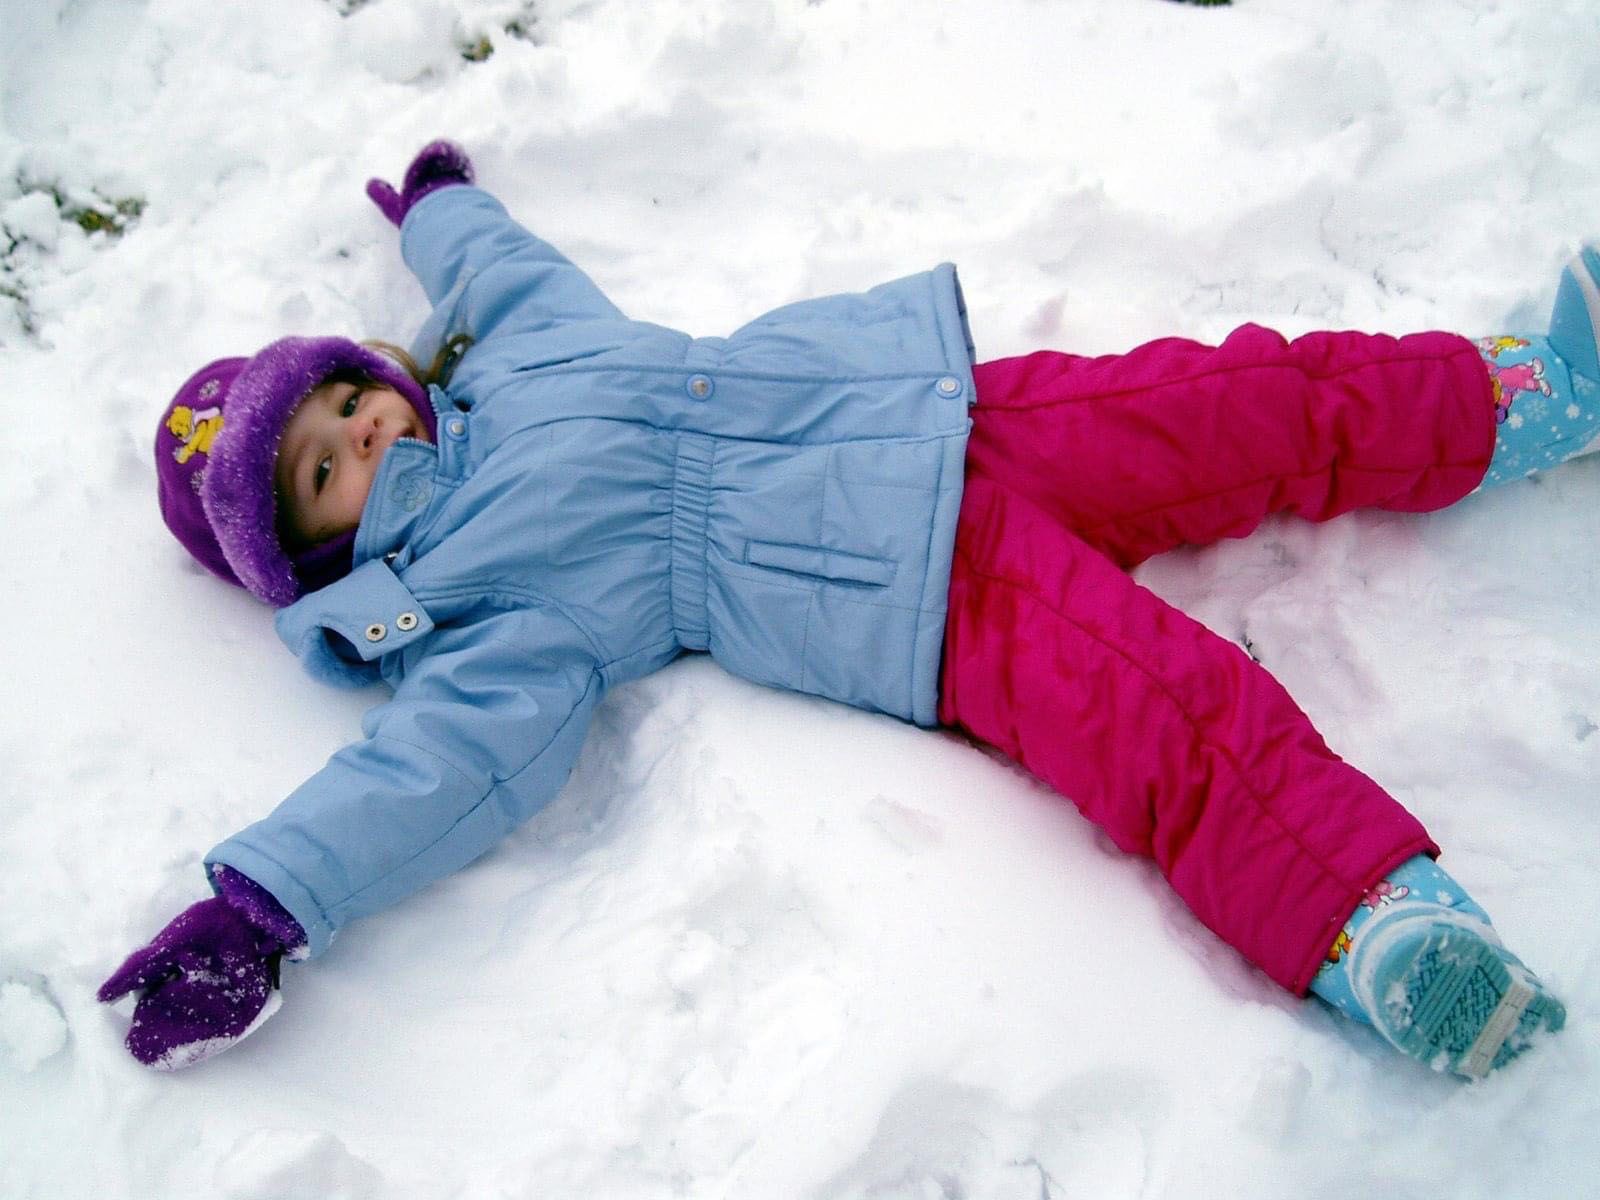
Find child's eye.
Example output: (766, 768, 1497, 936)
(314, 455, 332, 493)
(341, 390, 361, 418)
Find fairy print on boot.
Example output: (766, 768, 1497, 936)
(1478, 245, 1600, 487)
(1346, 904, 1565, 1079)
(1311, 855, 1487, 1025)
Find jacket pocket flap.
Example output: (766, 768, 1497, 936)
(746, 541, 895, 587)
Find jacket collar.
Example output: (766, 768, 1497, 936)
(353, 439, 440, 568)
(352, 387, 466, 566)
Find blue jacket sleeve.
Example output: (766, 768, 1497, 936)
(204, 605, 604, 957)
(398, 185, 625, 338)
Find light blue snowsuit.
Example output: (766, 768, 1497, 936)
(206, 186, 977, 956)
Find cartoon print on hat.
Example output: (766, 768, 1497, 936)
(156, 359, 250, 591)
(167, 395, 225, 467)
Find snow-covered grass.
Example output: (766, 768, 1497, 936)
(3, 1, 1599, 1196)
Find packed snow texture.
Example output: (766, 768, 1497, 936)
(3, 0, 1600, 1197)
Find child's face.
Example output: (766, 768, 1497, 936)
(274, 377, 429, 548)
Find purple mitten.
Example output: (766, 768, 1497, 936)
(365, 139, 475, 227)
(97, 897, 286, 1070)
(212, 864, 309, 959)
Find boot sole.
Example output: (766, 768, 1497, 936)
(1353, 910, 1565, 1079)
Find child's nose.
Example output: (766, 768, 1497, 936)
(349, 413, 383, 455)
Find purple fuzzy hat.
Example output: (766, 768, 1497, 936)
(155, 337, 438, 607)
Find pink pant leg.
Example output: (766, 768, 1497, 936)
(940, 326, 1491, 992)
(966, 325, 1495, 566)
(939, 476, 1437, 993)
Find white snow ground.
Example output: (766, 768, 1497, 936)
(3, 0, 1600, 1196)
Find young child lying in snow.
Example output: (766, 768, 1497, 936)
(101, 141, 1585, 1078)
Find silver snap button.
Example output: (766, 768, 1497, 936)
(936, 376, 962, 397)
(365, 622, 388, 643)
(395, 611, 419, 632)
(447, 418, 466, 438)
(686, 374, 713, 400)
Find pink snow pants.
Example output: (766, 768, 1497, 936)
(938, 324, 1496, 994)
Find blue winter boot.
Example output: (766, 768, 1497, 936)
(1550, 243, 1600, 381)
(1346, 902, 1566, 1079)
(1478, 244, 1600, 487)
(1312, 856, 1565, 1078)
